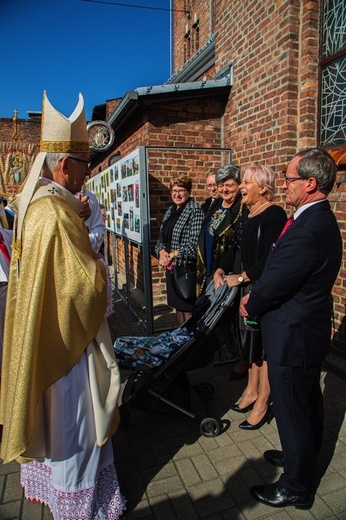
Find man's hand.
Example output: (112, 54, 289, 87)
(239, 293, 250, 317)
(77, 194, 91, 221)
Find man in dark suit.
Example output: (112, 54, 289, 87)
(240, 148, 342, 509)
(201, 172, 220, 214)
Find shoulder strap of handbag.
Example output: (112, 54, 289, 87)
(256, 222, 262, 263)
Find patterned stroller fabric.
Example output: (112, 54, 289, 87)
(114, 283, 238, 371)
(114, 327, 192, 369)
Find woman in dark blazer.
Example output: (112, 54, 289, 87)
(156, 175, 204, 326)
(214, 164, 287, 430)
(196, 165, 245, 298)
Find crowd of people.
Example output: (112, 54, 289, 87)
(155, 149, 342, 509)
(0, 89, 341, 517)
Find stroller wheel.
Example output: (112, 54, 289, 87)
(200, 417, 221, 438)
(195, 381, 214, 397)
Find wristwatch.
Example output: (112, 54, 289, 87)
(238, 275, 244, 283)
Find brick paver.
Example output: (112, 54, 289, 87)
(1, 295, 345, 519)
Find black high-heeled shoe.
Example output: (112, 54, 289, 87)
(239, 405, 274, 430)
(229, 400, 257, 413)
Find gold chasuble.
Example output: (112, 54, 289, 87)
(0, 182, 109, 463)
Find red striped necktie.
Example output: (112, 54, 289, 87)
(0, 232, 11, 262)
(277, 216, 294, 241)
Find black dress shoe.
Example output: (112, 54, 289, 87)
(239, 405, 274, 430)
(229, 400, 256, 413)
(250, 482, 313, 509)
(264, 449, 284, 467)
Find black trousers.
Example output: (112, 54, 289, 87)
(267, 360, 323, 495)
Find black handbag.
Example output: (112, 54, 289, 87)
(172, 261, 197, 302)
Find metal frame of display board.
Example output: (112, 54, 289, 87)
(88, 145, 232, 335)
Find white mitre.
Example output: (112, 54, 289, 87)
(11, 91, 90, 260)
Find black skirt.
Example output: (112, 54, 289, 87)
(166, 270, 195, 312)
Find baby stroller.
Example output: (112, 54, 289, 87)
(114, 282, 239, 438)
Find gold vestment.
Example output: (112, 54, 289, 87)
(0, 183, 110, 463)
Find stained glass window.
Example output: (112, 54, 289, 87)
(320, 0, 346, 146)
(322, 0, 346, 58)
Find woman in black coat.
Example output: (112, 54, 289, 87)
(196, 165, 245, 298)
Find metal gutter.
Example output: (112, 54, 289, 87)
(107, 77, 231, 129)
(108, 90, 139, 128)
(166, 35, 216, 84)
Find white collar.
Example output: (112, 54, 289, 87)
(294, 199, 326, 220)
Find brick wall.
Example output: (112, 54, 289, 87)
(0, 116, 41, 144)
(171, 0, 346, 350)
(173, 0, 213, 70)
(92, 96, 231, 308)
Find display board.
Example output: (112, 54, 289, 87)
(87, 148, 143, 243)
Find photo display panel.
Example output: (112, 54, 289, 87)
(86, 148, 142, 243)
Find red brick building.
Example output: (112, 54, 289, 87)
(0, 0, 345, 360)
(89, 0, 345, 358)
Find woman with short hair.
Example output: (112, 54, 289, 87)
(196, 164, 245, 298)
(156, 175, 204, 326)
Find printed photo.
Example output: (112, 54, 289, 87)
(135, 215, 140, 233)
(124, 213, 129, 229)
(128, 184, 134, 202)
(135, 182, 139, 208)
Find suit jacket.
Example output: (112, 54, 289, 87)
(246, 200, 342, 368)
(201, 196, 214, 214)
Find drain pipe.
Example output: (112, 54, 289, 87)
(170, 0, 174, 76)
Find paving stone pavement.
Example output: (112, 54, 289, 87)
(1, 294, 345, 519)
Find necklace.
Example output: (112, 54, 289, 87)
(249, 201, 271, 218)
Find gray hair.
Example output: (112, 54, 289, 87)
(295, 148, 336, 195)
(215, 165, 241, 185)
(43, 152, 87, 175)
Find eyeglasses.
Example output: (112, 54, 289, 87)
(171, 189, 187, 195)
(206, 183, 217, 188)
(67, 156, 91, 169)
(218, 182, 238, 189)
(285, 177, 303, 184)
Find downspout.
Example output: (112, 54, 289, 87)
(209, 0, 224, 149)
(170, 0, 174, 76)
(209, 0, 213, 35)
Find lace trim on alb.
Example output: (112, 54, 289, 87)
(21, 460, 126, 519)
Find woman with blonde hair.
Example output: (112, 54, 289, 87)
(214, 164, 287, 429)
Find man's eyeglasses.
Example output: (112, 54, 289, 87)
(285, 177, 303, 184)
(206, 183, 217, 188)
(67, 156, 91, 169)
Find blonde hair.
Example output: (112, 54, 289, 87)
(242, 164, 275, 201)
